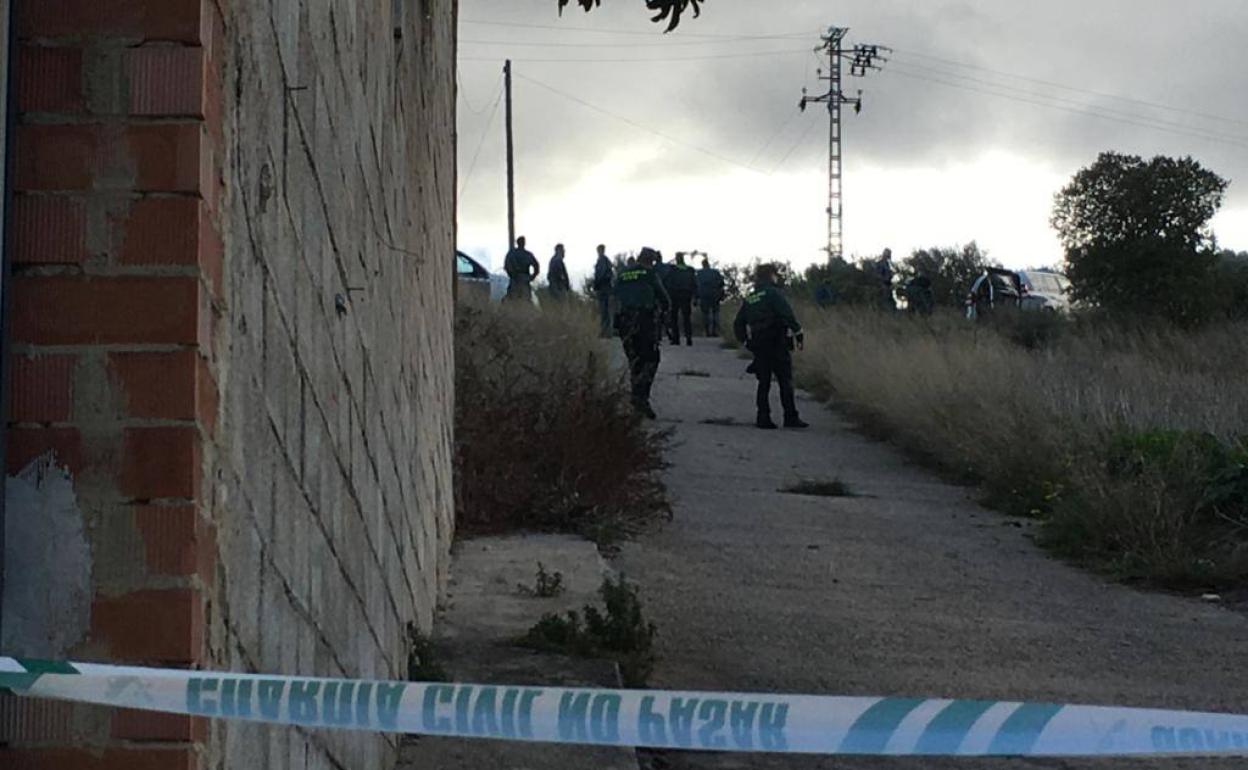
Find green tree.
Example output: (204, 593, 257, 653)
(897, 242, 996, 308)
(1051, 152, 1229, 325)
(558, 0, 704, 31)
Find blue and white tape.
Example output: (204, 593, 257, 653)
(2, 657, 1246, 757)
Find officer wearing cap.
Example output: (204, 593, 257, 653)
(614, 248, 671, 419)
(733, 263, 809, 430)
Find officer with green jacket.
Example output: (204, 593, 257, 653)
(614, 248, 671, 419)
(733, 264, 809, 430)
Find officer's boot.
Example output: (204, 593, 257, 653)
(784, 414, 809, 429)
(756, 411, 778, 430)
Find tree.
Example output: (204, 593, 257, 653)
(1051, 152, 1228, 325)
(897, 242, 996, 308)
(558, 0, 704, 32)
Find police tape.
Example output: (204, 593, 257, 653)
(2, 657, 1247, 757)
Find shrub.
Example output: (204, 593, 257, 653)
(454, 299, 670, 543)
(519, 575, 658, 686)
(794, 305, 1248, 589)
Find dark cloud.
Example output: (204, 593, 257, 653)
(458, 0, 1248, 262)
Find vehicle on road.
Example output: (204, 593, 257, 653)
(1017, 270, 1072, 313)
(965, 268, 1072, 319)
(456, 251, 511, 303)
(965, 267, 1023, 320)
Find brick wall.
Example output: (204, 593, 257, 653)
(1, 0, 457, 768)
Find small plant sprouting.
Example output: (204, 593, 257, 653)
(519, 575, 657, 687)
(406, 623, 448, 682)
(518, 562, 566, 598)
(781, 478, 856, 498)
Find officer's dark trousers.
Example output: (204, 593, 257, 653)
(597, 292, 613, 336)
(669, 292, 694, 343)
(700, 299, 721, 337)
(619, 310, 660, 405)
(752, 346, 798, 420)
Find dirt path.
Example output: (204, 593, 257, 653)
(614, 338, 1248, 770)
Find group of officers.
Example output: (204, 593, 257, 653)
(502, 238, 808, 429)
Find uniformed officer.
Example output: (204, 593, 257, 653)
(733, 263, 809, 430)
(614, 248, 671, 419)
(664, 252, 698, 345)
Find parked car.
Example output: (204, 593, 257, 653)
(1017, 270, 1072, 313)
(456, 251, 508, 302)
(455, 251, 538, 306)
(965, 267, 1023, 320)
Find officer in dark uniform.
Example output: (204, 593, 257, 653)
(733, 264, 809, 430)
(614, 248, 671, 419)
(664, 252, 698, 345)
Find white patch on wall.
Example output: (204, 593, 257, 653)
(1, 452, 91, 657)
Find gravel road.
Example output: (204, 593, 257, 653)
(614, 337, 1248, 770)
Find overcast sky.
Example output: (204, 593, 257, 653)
(456, 0, 1248, 282)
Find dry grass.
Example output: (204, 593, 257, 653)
(794, 307, 1248, 589)
(454, 297, 670, 545)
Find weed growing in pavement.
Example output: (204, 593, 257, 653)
(406, 623, 448, 682)
(519, 575, 658, 687)
(795, 305, 1248, 591)
(781, 478, 856, 498)
(678, 369, 712, 378)
(518, 562, 566, 598)
(455, 298, 671, 546)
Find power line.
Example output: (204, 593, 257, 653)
(460, 18, 813, 40)
(460, 48, 811, 64)
(748, 107, 801, 167)
(768, 118, 820, 173)
(884, 67, 1248, 151)
(460, 35, 808, 48)
(891, 47, 1248, 129)
(886, 60, 1248, 146)
(515, 72, 766, 175)
(459, 81, 505, 198)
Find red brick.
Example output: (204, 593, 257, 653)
(92, 589, 204, 665)
(6, 427, 84, 475)
(109, 349, 193, 419)
(0, 748, 198, 770)
(10, 275, 201, 346)
(17, 46, 85, 113)
(128, 47, 205, 116)
(120, 426, 201, 500)
(13, 195, 88, 264)
(120, 198, 200, 266)
(112, 708, 208, 742)
(8, 354, 75, 423)
(133, 505, 216, 584)
(18, 0, 208, 44)
(128, 123, 204, 193)
(15, 124, 98, 191)
(108, 349, 217, 433)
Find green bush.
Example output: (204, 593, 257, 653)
(1045, 430, 1248, 588)
(795, 305, 1248, 590)
(519, 575, 658, 686)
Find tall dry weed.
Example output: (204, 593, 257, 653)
(795, 307, 1248, 588)
(454, 298, 669, 543)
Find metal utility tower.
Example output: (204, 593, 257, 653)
(800, 28, 889, 261)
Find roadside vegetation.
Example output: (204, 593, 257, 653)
(795, 307, 1248, 591)
(454, 297, 670, 545)
(519, 575, 658, 687)
(717, 152, 1248, 592)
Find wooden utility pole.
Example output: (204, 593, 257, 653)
(504, 59, 516, 249)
